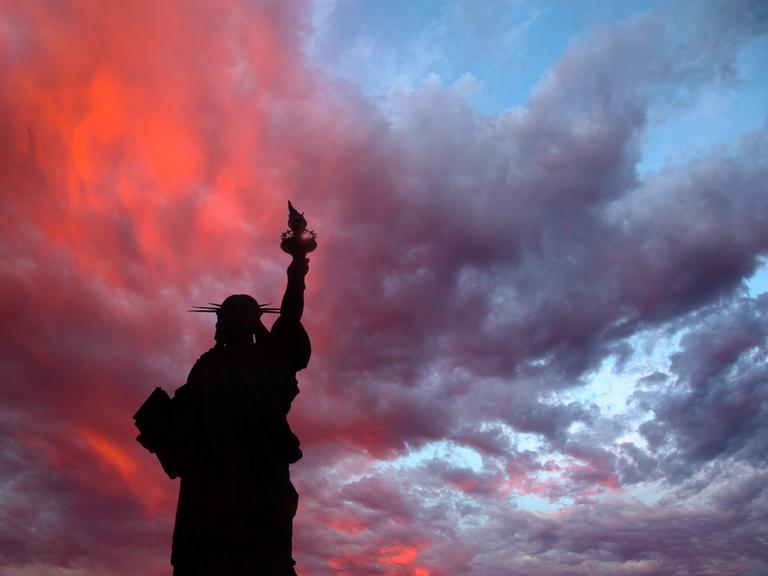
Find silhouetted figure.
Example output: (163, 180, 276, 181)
(135, 202, 316, 575)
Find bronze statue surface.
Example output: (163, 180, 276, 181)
(134, 202, 315, 575)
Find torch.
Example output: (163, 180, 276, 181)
(280, 201, 317, 258)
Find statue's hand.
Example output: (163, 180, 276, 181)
(288, 256, 309, 277)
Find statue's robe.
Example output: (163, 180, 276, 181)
(167, 316, 310, 575)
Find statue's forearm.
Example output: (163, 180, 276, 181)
(280, 257, 308, 320)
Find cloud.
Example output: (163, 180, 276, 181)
(636, 294, 768, 480)
(0, 0, 766, 574)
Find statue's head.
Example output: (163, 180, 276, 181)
(188, 296, 278, 345)
(214, 294, 263, 345)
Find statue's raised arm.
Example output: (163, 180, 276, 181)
(269, 201, 315, 375)
(279, 201, 317, 321)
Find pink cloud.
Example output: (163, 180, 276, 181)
(1, 1, 767, 575)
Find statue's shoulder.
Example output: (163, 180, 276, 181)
(177, 347, 228, 400)
(187, 347, 225, 378)
(196, 347, 222, 364)
(270, 316, 311, 372)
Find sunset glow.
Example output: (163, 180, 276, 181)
(1, 1, 767, 575)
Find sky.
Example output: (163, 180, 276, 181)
(0, 0, 767, 575)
